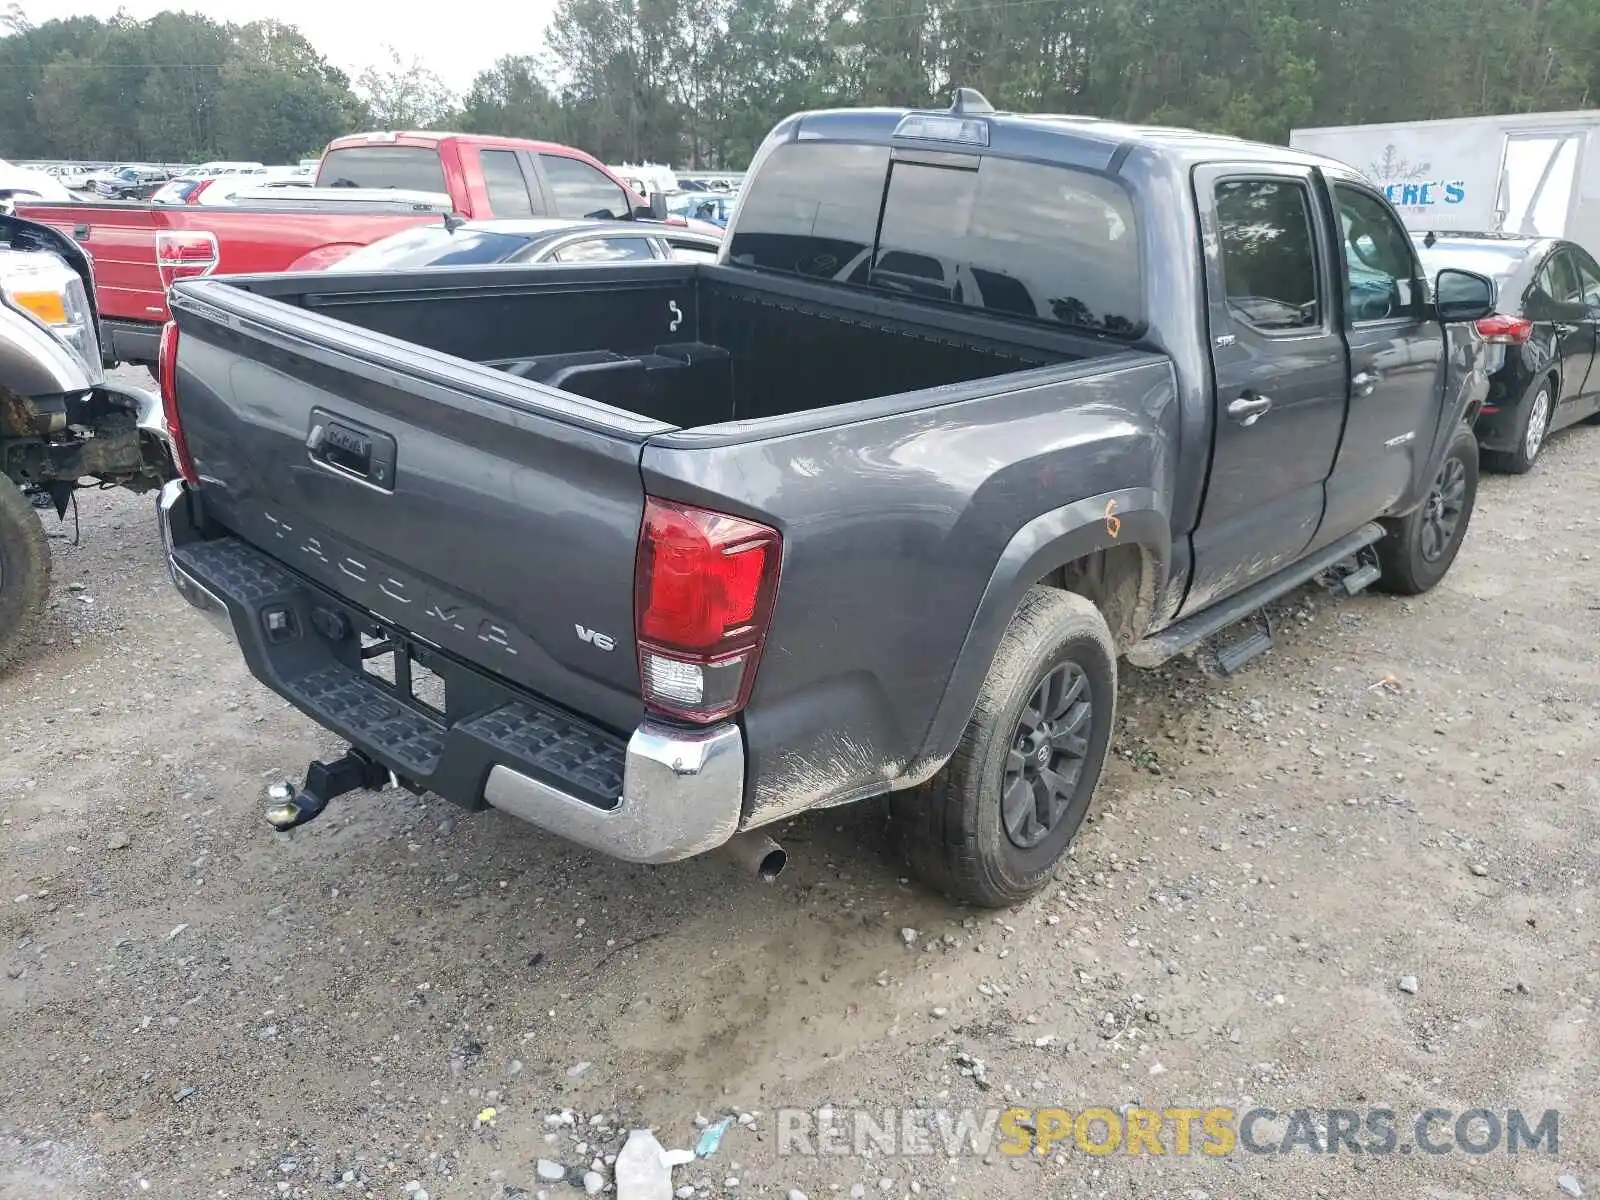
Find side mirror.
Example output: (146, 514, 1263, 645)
(1435, 268, 1496, 323)
(633, 194, 669, 221)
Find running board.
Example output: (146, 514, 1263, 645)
(1126, 522, 1385, 669)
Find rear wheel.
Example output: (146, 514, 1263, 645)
(1374, 425, 1478, 596)
(0, 482, 50, 673)
(1483, 380, 1552, 474)
(892, 587, 1116, 907)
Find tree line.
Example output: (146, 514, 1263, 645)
(2, 0, 1597, 169)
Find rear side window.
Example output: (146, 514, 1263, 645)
(728, 142, 1142, 335)
(1214, 178, 1320, 331)
(316, 147, 447, 193)
(549, 236, 657, 264)
(480, 150, 535, 217)
(1539, 250, 1583, 304)
(539, 155, 632, 220)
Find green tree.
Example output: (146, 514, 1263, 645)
(457, 55, 569, 140)
(355, 46, 457, 130)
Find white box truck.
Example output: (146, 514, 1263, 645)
(1290, 110, 1600, 253)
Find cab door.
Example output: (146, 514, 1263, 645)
(1181, 165, 1350, 615)
(1318, 178, 1448, 543)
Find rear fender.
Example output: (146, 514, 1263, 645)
(912, 486, 1170, 775)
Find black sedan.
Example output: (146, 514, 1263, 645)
(324, 218, 722, 274)
(1416, 232, 1600, 473)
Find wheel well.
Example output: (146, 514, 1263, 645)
(1041, 544, 1151, 650)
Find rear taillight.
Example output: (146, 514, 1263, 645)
(634, 497, 781, 724)
(158, 320, 198, 485)
(1474, 313, 1534, 345)
(155, 230, 219, 291)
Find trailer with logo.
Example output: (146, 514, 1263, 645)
(1289, 110, 1600, 255)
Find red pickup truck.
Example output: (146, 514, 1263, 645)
(16, 132, 665, 372)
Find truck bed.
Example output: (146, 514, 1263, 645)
(219, 260, 1116, 426)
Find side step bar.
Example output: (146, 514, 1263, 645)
(1126, 522, 1385, 669)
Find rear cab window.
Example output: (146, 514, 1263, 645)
(725, 140, 1142, 336)
(316, 146, 448, 193)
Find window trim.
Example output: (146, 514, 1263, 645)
(1329, 178, 1427, 329)
(1211, 172, 1329, 340)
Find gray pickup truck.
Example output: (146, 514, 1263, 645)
(155, 92, 1496, 906)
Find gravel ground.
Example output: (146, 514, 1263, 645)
(1, 371, 1597, 1199)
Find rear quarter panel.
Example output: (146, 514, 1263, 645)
(642, 354, 1180, 829)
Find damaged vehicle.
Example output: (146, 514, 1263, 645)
(156, 93, 1494, 905)
(1, 214, 173, 669)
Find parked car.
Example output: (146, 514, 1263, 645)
(152, 167, 309, 206)
(666, 192, 733, 227)
(325, 218, 722, 272)
(15, 133, 675, 374)
(154, 90, 1494, 906)
(1414, 231, 1600, 472)
(95, 167, 171, 199)
(148, 177, 211, 205)
(0, 160, 76, 205)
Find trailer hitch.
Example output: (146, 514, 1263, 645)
(264, 748, 394, 832)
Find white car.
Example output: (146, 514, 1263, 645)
(0, 160, 76, 204)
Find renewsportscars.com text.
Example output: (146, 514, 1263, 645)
(775, 1106, 1559, 1158)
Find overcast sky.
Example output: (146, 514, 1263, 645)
(51, 0, 559, 93)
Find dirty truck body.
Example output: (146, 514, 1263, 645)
(156, 96, 1494, 904)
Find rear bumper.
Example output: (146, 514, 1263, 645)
(157, 480, 745, 863)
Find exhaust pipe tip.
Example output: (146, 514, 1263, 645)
(717, 831, 787, 881)
(754, 843, 787, 882)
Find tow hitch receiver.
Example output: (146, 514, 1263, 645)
(264, 748, 393, 832)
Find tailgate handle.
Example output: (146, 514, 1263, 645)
(307, 410, 397, 490)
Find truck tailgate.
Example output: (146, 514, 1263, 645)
(167, 280, 665, 734)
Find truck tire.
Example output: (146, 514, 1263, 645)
(1482, 377, 1552, 474)
(0, 483, 50, 672)
(1374, 425, 1478, 596)
(893, 587, 1116, 907)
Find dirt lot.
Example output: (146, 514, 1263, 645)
(2, 375, 1597, 1199)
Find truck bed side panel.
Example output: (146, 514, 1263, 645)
(642, 354, 1181, 827)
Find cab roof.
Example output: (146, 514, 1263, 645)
(785, 92, 1348, 177)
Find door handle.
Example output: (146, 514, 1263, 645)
(1227, 394, 1273, 426)
(1353, 370, 1378, 397)
(1555, 323, 1580, 335)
